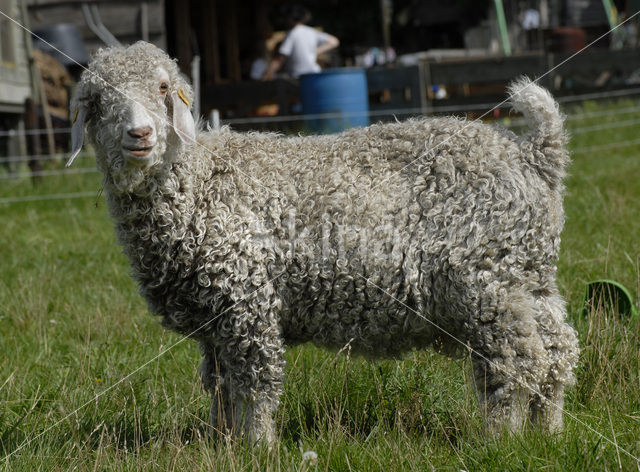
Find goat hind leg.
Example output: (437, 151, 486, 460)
(470, 288, 549, 434)
(529, 293, 579, 432)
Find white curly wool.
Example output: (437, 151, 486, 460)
(71, 41, 579, 443)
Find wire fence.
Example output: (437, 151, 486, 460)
(1, 86, 640, 205)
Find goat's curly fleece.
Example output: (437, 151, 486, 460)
(73, 41, 579, 441)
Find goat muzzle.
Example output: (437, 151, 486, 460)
(127, 126, 153, 139)
(123, 126, 156, 159)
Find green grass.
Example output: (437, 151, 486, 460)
(1, 100, 640, 470)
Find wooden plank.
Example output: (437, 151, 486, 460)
(28, 2, 165, 41)
(366, 65, 422, 111)
(0, 0, 32, 109)
(428, 54, 546, 85)
(222, 1, 241, 81)
(27, 0, 154, 6)
(166, 0, 191, 75)
(551, 49, 640, 77)
(203, 78, 298, 111)
(198, 0, 220, 84)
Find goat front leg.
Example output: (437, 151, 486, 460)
(200, 302, 285, 445)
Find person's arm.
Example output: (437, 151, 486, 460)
(262, 53, 286, 80)
(316, 34, 339, 55)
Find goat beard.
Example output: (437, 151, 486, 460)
(96, 142, 172, 196)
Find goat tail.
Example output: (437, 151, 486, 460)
(508, 77, 570, 189)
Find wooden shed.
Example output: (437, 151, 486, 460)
(27, 0, 166, 56)
(0, 0, 37, 161)
(0, 0, 35, 116)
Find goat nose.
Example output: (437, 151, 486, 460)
(127, 126, 153, 139)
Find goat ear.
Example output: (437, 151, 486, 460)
(68, 105, 87, 168)
(171, 89, 196, 144)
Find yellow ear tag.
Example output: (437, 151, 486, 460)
(72, 108, 79, 124)
(177, 89, 190, 107)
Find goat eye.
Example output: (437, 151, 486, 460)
(159, 82, 169, 94)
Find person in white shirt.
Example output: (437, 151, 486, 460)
(262, 5, 339, 80)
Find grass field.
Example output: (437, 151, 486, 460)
(1, 99, 639, 470)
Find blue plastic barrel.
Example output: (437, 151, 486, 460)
(299, 68, 369, 134)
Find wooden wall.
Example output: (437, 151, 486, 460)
(27, 0, 166, 55)
(1, 0, 33, 114)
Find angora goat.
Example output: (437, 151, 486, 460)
(70, 41, 578, 443)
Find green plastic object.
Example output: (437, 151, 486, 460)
(581, 280, 639, 318)
(493, 0, 512, 56)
